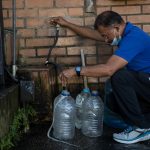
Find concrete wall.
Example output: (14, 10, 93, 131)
(0, 85, 19, 138)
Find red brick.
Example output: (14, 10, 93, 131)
(37, 49, 49, 56)
(56, 37, 80, 46)
(68, 8, 83, 16)
(97, 0, 125, 6)
(112, 6, 141, 15)
(3, 0, 149, 85)
(2, 0, 24, 9)
(67, 46, 96, 55)
(98, 45, 113, 55)
(86, 56, 97, 65)
(127, 0, 150, 4)
(56, 56, 81, 65)
(143, 25, 150, 33)
(2, 10, 8, 18)
(25, 0, 53, 8)
(26, 38, 54, 47)
(96, 7, 111, 15)
(50, 47, 67, 56)
(17, 29, 35, 37)
(84, 17, 96, 26)
(4, 19, 12, 28)
(16, 0, 24, 8)
(19, 49, 36, 57)
(8, 10, 12, 18)
(127, 15, 150, 24)
(37, 28, 66, 37)
(19, 39, 25, 48)
(142, 5, 150, 13)
(64, 17, 84, 26)
(56, 0, 84, 7)
(37, 48, 66, 56)
(16, 9, 38, 18)
(4, 19, 24, 28)
(20, 57, 46, 65)
(2, 0, 12, 9)
(98, 55, 110, 64)
(79, 38, 96, 46)
(37, 29, 55, 37)
(39, 8, 68, 17)
(26, 18, 44, 28)
(16, 19, 25, 27)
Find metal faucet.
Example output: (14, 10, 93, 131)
(85, 0, 95, 13)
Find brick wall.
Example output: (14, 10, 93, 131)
(2, 0, 150, 84)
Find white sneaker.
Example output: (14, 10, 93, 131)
(113, 126, 150, 144)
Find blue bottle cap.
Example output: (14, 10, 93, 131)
(82, 88, 90, 93)
(61, 90, 70, 96)
(91, 90, 99, 96)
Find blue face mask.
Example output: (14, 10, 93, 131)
(111, 36, 122, 46)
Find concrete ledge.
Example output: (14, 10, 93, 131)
(0, 84, 19, 138)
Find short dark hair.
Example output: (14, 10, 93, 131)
(94, 11, 124, 29)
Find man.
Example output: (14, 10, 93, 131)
(50, 11, 150, 144)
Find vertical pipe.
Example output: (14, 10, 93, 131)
(0, 27, 5, 85)
(0, 0, 5, 85)
(81, 49, 88, 89)
(12, 0, 17, 77)
(85, 0, 95, 13)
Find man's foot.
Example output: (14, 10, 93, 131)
(113, 126, 150, 144)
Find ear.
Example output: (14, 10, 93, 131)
(112, 23, 120, 31)
(114, 26, 120, 32)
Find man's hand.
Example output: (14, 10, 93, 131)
(59, 68, 77, 85)
(48, 17, 69, 27)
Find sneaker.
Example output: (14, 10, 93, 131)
(113, 126, 150, 144)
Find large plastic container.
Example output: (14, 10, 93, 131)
(53, 90, 76, 140)
(81, 90, 104, 137)
(75, 88, 90, 129)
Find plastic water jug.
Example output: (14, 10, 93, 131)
(53, 90, 76, 140)
(81, 90, 104, 137)
(75, 88, 90, 129)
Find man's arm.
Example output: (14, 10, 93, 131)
(81, 55, 128, 77)
(60, 55, 128, 79)
(49, 17, 104, 41)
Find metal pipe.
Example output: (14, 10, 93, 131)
(0, 0, 5, 85)
(12, 0, 17, 77)
(85, 0, 95, 13)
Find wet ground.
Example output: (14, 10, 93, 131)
(13, 122, 150, 150)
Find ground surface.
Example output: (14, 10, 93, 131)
(13, 122, 150, 150)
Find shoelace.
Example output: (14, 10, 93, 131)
(120, 126, 134, 135)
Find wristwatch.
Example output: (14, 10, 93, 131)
(75, 66, 81, 76)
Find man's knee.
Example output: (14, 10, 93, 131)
(111, 68, 132, 85)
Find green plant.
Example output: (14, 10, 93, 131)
(0, 105, 36, 150)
